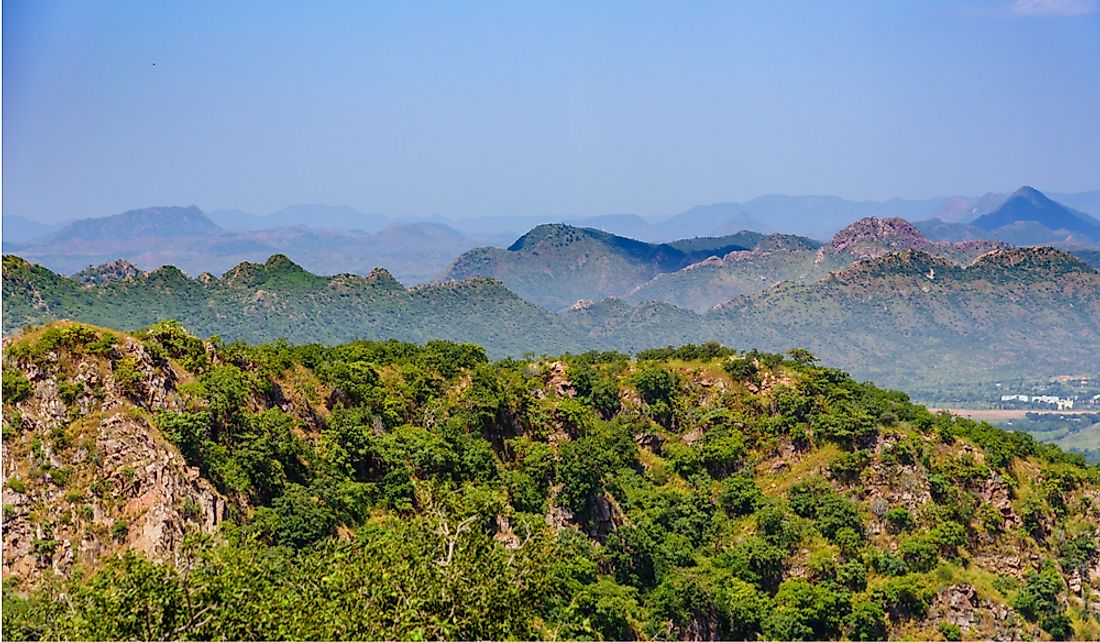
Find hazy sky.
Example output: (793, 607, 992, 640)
(4, 0, 1100, 223)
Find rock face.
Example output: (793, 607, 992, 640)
(929, 585, 1040, 642)
(2, 332, 226, 585)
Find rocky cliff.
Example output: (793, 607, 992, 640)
(2, 327, 226, 585)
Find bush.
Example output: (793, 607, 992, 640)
(884, 507, 914, 533)
(899, 534, 938, 572)
(112, 358, 143, 395)
(718, 475, 762, 517)
(763, 579, 844, 641)
(938, 622, 962, 641)
(870, 575, 935, 620)
(253, 483, 336, 548)
(1013, 561, 1072, 638)
(846, 600, 887, 641)
(829, 450, 871, 483)
(2, 370, 33, 405)
(723, 357, 758, 380)
(111, 520, 129, 542)
(571, 578, 638, 640)
(788, 478, 864, 543)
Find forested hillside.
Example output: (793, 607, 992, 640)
(3, 322, 1100, 640)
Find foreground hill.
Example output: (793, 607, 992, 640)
(5, 247, 1099, 395)
(3, 323, 1099, 640)
(630, 218, 1003, 312)
(437, 224, 758, 309)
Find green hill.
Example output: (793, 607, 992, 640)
(3, 323, 1100, 640)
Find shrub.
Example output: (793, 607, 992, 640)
(884, 507, 914, 532)
(111, 520, 129, 542)
(723, 357, 758, 380)
(112, 358, 143, 395)
(846, 600, 887, 641)
(938, 622, 962, 641)
(3, 370, 33, 405)
(899, 534, 938, 572)
(1013, 561, 1072, 638)
(718, 475, 762, 517)
(763, 579, 844, 641)
(871, 575, 935, 620)
(829, 450, 871, 483)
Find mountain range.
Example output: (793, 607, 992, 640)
(6, 187, 1099, 281)
(6, 238, 1099, 397)
(1, 207, 484, 285)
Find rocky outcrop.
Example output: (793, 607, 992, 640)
(73, 259, 142, 285)
(2, 332, 225, 585)
(929, 584, 1039, 641)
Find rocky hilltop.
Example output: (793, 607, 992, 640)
(630, 217, 1006, 312)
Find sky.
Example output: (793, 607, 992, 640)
(4, 0, 1100, 224)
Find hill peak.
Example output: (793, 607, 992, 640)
(970, 246, 1094, 273)
(829, 216, 933, 257)
(44, 206, 220, 243)
(74, 259, 142, 285)
(222, 255, 321, 289)
(972, 187, 1100, 237)
(365, 267, 404, 290)
(264, 254, 303, 271)
(507, 224, 602, 252)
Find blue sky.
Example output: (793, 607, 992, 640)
(4, 0, 1099, 223)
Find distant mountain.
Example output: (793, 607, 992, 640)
(629, 217, 1003, 312)
(5, 248, 1098, 395)
(1, 215, 60, 244)
(8, 205, 487, 285)
(925, 192, 1007, 223)
(1049, 189, 1100, 219)
(1072, 249, 1100, 270)
(973, 186, 1100, 239)
(437, 224, 754, 309)
(561, 213, 655, 240)
(209, 204, 392, 233)
(650, 204, 771, 240)
(40, 206, 220, 243)
(916, 187, 1100, 249)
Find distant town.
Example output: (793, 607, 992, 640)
(997, 393, 1099, 411)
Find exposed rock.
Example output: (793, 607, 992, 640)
(73, 259, 142, 285)
(544, 361, 575, 398)
(2, 333, 223, 585)
(929, 584, 1039, 641)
